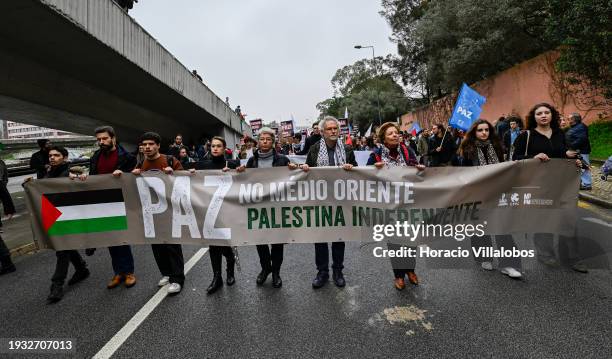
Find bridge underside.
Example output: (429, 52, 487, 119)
(0, 0, 241, 147)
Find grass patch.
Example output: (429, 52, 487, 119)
(589, 120, 612, 160)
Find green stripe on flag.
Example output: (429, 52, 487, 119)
(48, 216, 128, 236)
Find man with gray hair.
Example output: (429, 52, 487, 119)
(300, 116, 357, 288)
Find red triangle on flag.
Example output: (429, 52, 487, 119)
(41, 195, 62, 232)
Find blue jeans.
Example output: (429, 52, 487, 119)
(109, 245, 134, 275)
(581, 154, 592, 187)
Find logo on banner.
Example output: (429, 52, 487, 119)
(510, 193, 520, 206)
(498, 193, 508, 207)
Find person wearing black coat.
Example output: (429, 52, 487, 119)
(297, 122, 322, 155)
(512, 103, 586, 272)
(29, 146, 90, 303)
(427, 124, 454, 166)
(0, 168, 16, 275)
(29, 139, 51, 179)
(197, 136, 244, 294)
(299, 116, 358, 289)
(244, 127, 291, 288)
(457, 119, 522, 279)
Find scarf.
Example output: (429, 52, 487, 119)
(316, 138, 346, 166)
(475, 140, 499, 165)
(380, 144, 407, 168)
(258, 149, 273, 158)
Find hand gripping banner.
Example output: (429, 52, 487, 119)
(24, 159, 579, 251)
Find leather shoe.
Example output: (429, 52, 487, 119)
(256, 269, 271, 286)
(107, 274, 123, 289)
(407, 271, 419, 285)
(68, 268, 90, 285)
(124, 273, 137, 288)
(272, 272, 282, 288)
(312, 271, 329, 289)
(332, 269, 345, 287)
(394, 277, 406, 290)
(207, 272, 223, 294)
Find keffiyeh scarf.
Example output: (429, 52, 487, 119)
(316, 138, 346, 166)
(476, 140, 499, 165)
(380, 145, 407, 168)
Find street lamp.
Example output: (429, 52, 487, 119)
(354, 44, 382, 125)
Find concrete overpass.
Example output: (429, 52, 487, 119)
(0, 0, 248, 149)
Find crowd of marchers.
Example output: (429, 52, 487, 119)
(0, 102, 593, 303)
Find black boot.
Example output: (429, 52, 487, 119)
(47, 283, 63, 303)
(332, 269, 345, 287)
(0, 255, 16, 275)
(256, 268, 271, 286)
(207, 272, 223, 294)
(272, 271, 282, 288)
(226, 260, 235, 286)
(68, 268, 90, 285)
(312, 271, 329, 289)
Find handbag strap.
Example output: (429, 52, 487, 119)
(524, 130, 530, 157)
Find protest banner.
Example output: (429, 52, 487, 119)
(249, 119, 263, 136)
(280, 120, 294, 138)
(24, 160, 578, 250)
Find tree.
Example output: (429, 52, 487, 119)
(317, 59, 414, 131)
(543, 0, 611, 99)
(381, 0, 550, 99)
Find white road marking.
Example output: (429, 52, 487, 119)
(582, 217, 612, 228)
(93, 247, 208, 359)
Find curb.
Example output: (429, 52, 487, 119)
(579, 192, 612, 209)
(10, 242, 39, 258)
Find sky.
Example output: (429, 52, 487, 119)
(130, 0, 397, 126)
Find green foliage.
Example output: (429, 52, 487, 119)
(543, 0, 611, 99)
(589, 120, 612, 160)
(380, 0, 611, 101)
(380, 0, 548, 98)
(317, 59, 414, 131)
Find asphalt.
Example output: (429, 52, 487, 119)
(0, 207, 610, 359)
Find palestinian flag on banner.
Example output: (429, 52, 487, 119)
(41, 189, 128, 236)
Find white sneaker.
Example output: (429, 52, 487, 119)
(158, 276, 170, 287)
(167, 283, 182, 294)
(501, 267, 522, 278)
(481, 261, 493, 271)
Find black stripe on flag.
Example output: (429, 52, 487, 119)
(44, 188, 124, 207)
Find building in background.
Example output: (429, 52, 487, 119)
(0, 120, 81, 139)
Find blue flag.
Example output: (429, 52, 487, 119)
(411, 122, 422, 135)
(448, 83, 486, 131)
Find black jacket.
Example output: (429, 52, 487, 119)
(565, 121, 591, 154)
(45, 163, 71, 179)
(457, 147, 504, 167)
(195, 155, 240, 170)
(89, 145, 136, 175)
(512, 128, 568, 160)
(427, 134, 455, 166)
(298, 134, 322, 155)
(305, 141, 358, 167)
(246, 150, 290, 168)
(30, 150, 49, 179)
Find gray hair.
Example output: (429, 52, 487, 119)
(319, 116, 340, 131)
(257, 127, 276, 143)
